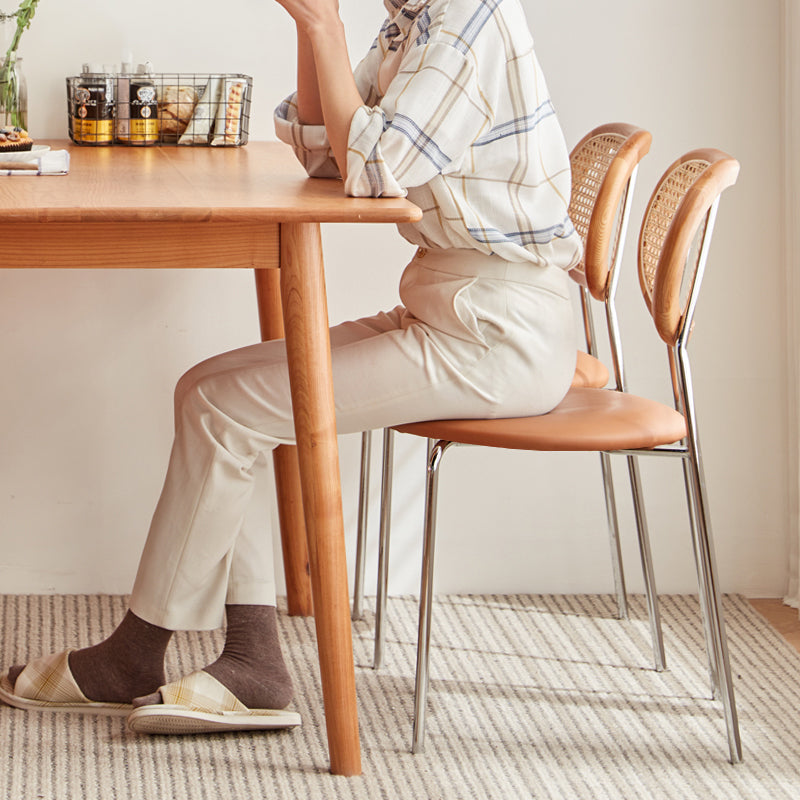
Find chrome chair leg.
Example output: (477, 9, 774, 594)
(412, 439, 451, 754)
(681, 457, 721, 698)
(626, 455, 666, 671)
(604, 276, 667, 666)
(677, 349, 741, 764)
(686, 453, 741, 763)
(373, 428, 395, 669)
(599, 452, 628, 619)
(373, 434, 435, 669)
(352, 429, 372, 621)
(583, 289, 630, 621)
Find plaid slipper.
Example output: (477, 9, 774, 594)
(126, 670, 301, 734)
(0, 650, 132, 715)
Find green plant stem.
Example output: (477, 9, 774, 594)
(0, 0, 38, 127)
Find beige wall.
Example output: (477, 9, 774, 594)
(782, 0, 800, 604)
(0, 0, 788, 598)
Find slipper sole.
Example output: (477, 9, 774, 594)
(0, 674, 132, 716)
(127, 704, 302, 735)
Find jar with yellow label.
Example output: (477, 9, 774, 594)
(117, 79, 159, 145)
(69, 74, 114, 146)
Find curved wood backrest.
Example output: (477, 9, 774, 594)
(568, 123, 652, 301)
(638, 149, 740, 345)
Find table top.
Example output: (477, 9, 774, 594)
(0, 141, 422, 226)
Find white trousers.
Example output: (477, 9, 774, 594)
(129, 247, 576, 630)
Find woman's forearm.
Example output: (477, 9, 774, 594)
(304, 16, 364, 181)
(296, 31, 323, 125)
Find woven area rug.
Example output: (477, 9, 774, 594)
(1, 593, 799, 799)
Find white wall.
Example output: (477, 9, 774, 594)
(0, 0, 788, 599)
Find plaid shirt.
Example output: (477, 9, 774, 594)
(274, 0, 581, 269)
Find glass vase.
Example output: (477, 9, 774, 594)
(0, 54, 27, 130)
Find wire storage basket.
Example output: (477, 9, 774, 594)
(66, 73, 252, 146)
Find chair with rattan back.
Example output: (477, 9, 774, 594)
(566, 124, 659, 635)
(359, 124, 654, 675)
(390, 148, 742, 763)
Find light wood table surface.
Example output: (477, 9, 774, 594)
(0, 140, 422, 776)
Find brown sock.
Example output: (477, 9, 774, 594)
(205, 604, 294, 709)
(134, 604, 293, 710)
(9, 610, 173, 704)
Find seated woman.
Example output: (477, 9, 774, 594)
(0, 0, 581, 734)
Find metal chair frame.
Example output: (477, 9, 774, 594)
(400, 150, 741, 762)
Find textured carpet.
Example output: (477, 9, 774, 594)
(1, 593, 799, 799)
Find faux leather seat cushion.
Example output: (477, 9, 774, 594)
(572, 350, 609, 388)
(392, 387, 687, 452)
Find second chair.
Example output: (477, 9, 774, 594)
(392, 148, 742, 762)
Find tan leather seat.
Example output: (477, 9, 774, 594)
(393, 386, 686, 451)
(572, 350, 609, 389)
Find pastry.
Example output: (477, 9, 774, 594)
(0, 125, 33, 151)
(158, 85, 199, 141)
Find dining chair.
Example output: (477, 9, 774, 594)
(358, 123, 658, 670)
(564, 123, 657, 633)
(390, 148, 741, 762)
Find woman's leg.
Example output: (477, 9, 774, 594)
(4, 310, 413, 706)
(6, 251, 575, 711)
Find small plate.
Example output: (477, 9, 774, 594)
(0, 144, 51, 162)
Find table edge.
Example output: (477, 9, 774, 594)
(1, 140, 423, 225)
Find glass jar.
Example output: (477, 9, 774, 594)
(0, 54, 27, 130)
(67, 73, 115, 146)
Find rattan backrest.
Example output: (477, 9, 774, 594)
(568, 123, 652, 301)
(638, 149, 740, 346)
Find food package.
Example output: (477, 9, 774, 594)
(178, 76, 223, 145)
(159, 85, 199, 141)
(210, 78, 247, 147)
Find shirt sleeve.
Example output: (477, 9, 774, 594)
(273, 93, 341, 179)
(344, 42, 492, 198)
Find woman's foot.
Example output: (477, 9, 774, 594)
(133, 604, 293, 710)
(7, 610, 172, 704)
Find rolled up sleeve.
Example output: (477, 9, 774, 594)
(274, 94, 341, 179)
(344, 43, 491, 198)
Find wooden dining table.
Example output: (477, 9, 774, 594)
(0, 140, 422, 776)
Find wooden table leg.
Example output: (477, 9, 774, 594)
(279, 221, 361, 777)
(254, 268, 314, 617)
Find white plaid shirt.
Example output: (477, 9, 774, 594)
(274, 0, 582, 269)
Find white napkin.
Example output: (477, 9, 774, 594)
(0, 149, 70, 176)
